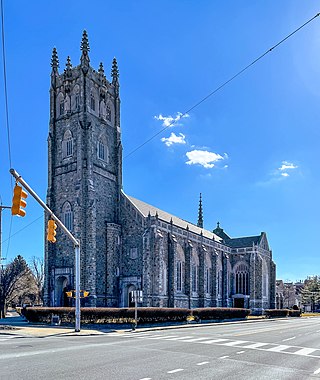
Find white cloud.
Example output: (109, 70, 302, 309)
(185, 150, 224, 169)
(154, 112, 189, 127)
(277, 160, 298, 178)
(279, 161, 298, 171)
(161, 132, 186, 147)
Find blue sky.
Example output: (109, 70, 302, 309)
(1, 1, 320, 282)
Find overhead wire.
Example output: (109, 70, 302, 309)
(1, 0, 13, 261)
(125, 12, 320, 159)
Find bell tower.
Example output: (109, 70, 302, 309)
(44, 31, 122, 307)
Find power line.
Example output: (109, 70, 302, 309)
(1, 215, 43, 246)
(125, 12, 320, 159)
(1, 0, 14, 262)
(1, 0, 12, 169)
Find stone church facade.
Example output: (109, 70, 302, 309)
(44, 32, 276, 314)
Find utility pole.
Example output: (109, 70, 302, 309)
(9, 169, 81, 332)
(0, 205, 11, 267)
(0, 205, 10, 319)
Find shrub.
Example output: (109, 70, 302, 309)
(264, 309, 289, 318)
(21, 307, 190, 324)
(191, 307, 250, 320)
(288, 309, 301, 317)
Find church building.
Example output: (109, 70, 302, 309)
(44, 31, 276, 314)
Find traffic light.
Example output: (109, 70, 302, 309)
(11, 184, 28, 217)
(47, 219, 57, 243)
(66, 291, 73, 297)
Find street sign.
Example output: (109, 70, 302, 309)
(130, 290, 143, 303)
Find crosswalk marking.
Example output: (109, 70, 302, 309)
(244, 342, 270, 349)
(294, 347, 316, 356)
(223, 340, 249, 347)
(107, 332, 320, 358)
(181, 337, 211, 342)
(165, 336, 193, 341)
(201, 339, 229, 344)
(267, 345, 290, 352)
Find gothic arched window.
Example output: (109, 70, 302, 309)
(73, 84, 80, 110)
(90, 92, 96, 111)
(57, 92, 64, 116)
(62, 130, 73, 158)
(97, 138, 109, 162)
(62, 202, 73, 231)
(176, 244, 185, 292)
(235, 263, 249, 295)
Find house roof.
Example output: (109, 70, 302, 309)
(224, 235, 261, 248)
(126, 194, 222, 242)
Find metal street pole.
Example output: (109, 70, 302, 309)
(9, 168, 81, 332)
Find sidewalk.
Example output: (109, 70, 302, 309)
(0, 310, 272, 338)
(0, 311, 109, 337)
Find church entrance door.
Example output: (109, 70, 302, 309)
(55, 276, 68, 306)
(234, 298, 244, 308)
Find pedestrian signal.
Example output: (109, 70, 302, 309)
(47, 219, 57, 243)
(11, 185, 28, 217)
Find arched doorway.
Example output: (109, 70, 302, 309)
(55, 276, 68, 306)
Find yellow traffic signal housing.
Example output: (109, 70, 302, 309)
(47, 219, 57, 243)
(82, 291, 90, 298)
(11, 185, 28, 217)
(65, 291, 73, 297)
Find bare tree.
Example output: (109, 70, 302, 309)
(29, 256, 44, 305)
(0, 255, 36, 318)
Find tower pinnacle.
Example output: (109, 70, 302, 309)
(80, 30, 90, 72)
(111, 57, 119, 84)
(51, 47, 59, 71)
(64, 56, 72, 78)
(197, 193, 203, 228)
(80, 30, 90, 54)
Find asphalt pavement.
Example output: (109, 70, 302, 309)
(1, 312, 320, 379)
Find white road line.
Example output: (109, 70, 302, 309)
(165, 336, 193, 341)
(200, 338, 229, 344)
(196, 361, 209, 366)
(182, 337, 210, 342)
(294, 347, 316, 356)
(139, 378, 152, 380)
(314, 368, 320, 375)
(167, 369, 184, 374)
(144, 335, 179, 340)
(236, 351, 245, 354)
(219, 356, 229, 359)
(282, 336, 296, 341)
(268, 345, 290, 352)
(243, 342, 270, 349)
(223, 340, 249, 347)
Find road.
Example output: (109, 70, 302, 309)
(1, 317, 320, 379)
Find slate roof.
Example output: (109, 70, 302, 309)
(225, 235, 261, 248)
(212, 227, 231, 241)
(125, 194, 222, 242)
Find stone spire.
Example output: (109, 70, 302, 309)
(64, 56, 72, 78)
(80, 30, 90, 72)
(98, 62, 105, 75)
(111, 57, 119, 85)
(197, 193, 203, 228)
(51, 47, 59, 72)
